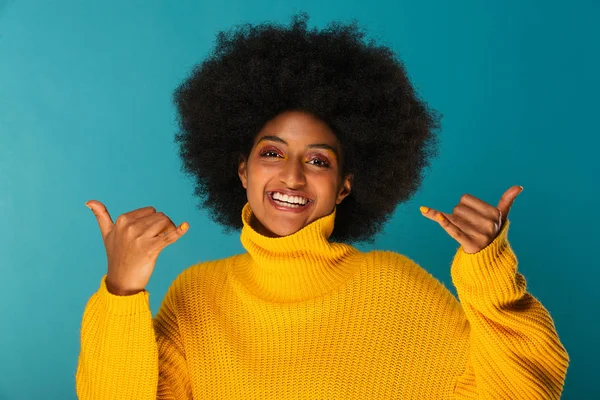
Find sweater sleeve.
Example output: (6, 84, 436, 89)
(76, 275, 192, 399)
(450, 220, 569, 399)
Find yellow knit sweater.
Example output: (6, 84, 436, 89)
(76, 203, 569, 399)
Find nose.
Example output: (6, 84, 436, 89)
(279, 157, 306, 188)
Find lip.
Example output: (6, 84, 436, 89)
(267, 189, 313, 200)
(266, 191, 313, 213)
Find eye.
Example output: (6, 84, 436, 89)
(259, 149, 281, 158)
(308, 157, 330, 168)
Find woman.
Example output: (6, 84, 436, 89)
(76, 13, 569, 399)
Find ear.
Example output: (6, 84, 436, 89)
(238, 155, 248, 189)
(336, 173, 353, 205)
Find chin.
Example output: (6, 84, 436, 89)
(264, 222, 304, 238)
(258, 211, 312, 237)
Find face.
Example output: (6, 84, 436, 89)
(238, 110, 353, 238)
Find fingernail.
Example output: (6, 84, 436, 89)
(519, 186, 524, 192)
(436, 214, 445, 221)
(180, 222, 189, 231)
(85, 202, 91, 209)
(419, 206, 429, 214)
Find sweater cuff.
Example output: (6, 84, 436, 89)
(97, 275, 151, 316)
(450, 219, 521, 306)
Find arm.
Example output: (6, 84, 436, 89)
(154, 274, 193, 399)
(76, 275, 192, 399)
(450, 220, 569, 399)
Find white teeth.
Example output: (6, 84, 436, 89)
(272, 192, 308, 205)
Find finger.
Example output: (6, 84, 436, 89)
(497, 185, 523, 224)
(419, 206, 471, 243)
(85, 200, 115, 240)
(158, 222, 190, 247)
(457, 194, 499, 220)
(123, 206, 159, 221)
(448, 204, 488, 236)
(141, 212, 178, 237)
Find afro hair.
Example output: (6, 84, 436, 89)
(173, 12, 441, 244)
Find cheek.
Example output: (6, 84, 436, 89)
(314, 177, 341, 199)
(246, 160, 270, 188)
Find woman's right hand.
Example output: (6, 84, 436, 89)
(85, 200, 189, 296)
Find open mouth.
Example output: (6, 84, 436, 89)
(268, 192, 312, 209)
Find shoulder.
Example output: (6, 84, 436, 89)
(364, 250, 432, 279)
(181, 255, 236, 278)
(163, 255, 238, 304)
(363, 250, 456, 299)
(363, 250, 463, 319)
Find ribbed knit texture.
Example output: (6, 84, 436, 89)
(76, 203, 569, 399)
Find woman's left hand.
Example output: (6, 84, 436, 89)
(419, 185, 524, 254)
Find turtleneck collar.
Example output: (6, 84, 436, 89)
(232, 202, 362, 303)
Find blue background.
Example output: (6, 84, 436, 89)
(1, 0, 598, 398)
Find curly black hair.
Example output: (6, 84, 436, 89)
(173, 12, 441, 244)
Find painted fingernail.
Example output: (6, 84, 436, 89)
(436, 214, 445, 221)
(419, 206, 429, 214)
(180, 222, 189, 231)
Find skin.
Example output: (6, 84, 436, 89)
(84, 200, 189, 295)
(238, 110, 353, 238)
(420, 186, 523, 254)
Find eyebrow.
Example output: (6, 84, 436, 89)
(256, 135, 339, 159)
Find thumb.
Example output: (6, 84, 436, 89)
(85, 200, 114, 239)
(497, 185, 523, 226)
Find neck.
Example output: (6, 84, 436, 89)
(233, 202, 362, 302)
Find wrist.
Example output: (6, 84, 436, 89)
(105, 278, 144, 296)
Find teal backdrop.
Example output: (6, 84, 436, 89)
(0, 0, 597, 399)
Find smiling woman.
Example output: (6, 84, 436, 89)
(238, 111, 353, 238)
(77, 11, 569, 400)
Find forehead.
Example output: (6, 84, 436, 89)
(253, 111, 339, 146)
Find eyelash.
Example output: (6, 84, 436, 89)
(259, 150, 331, 168)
